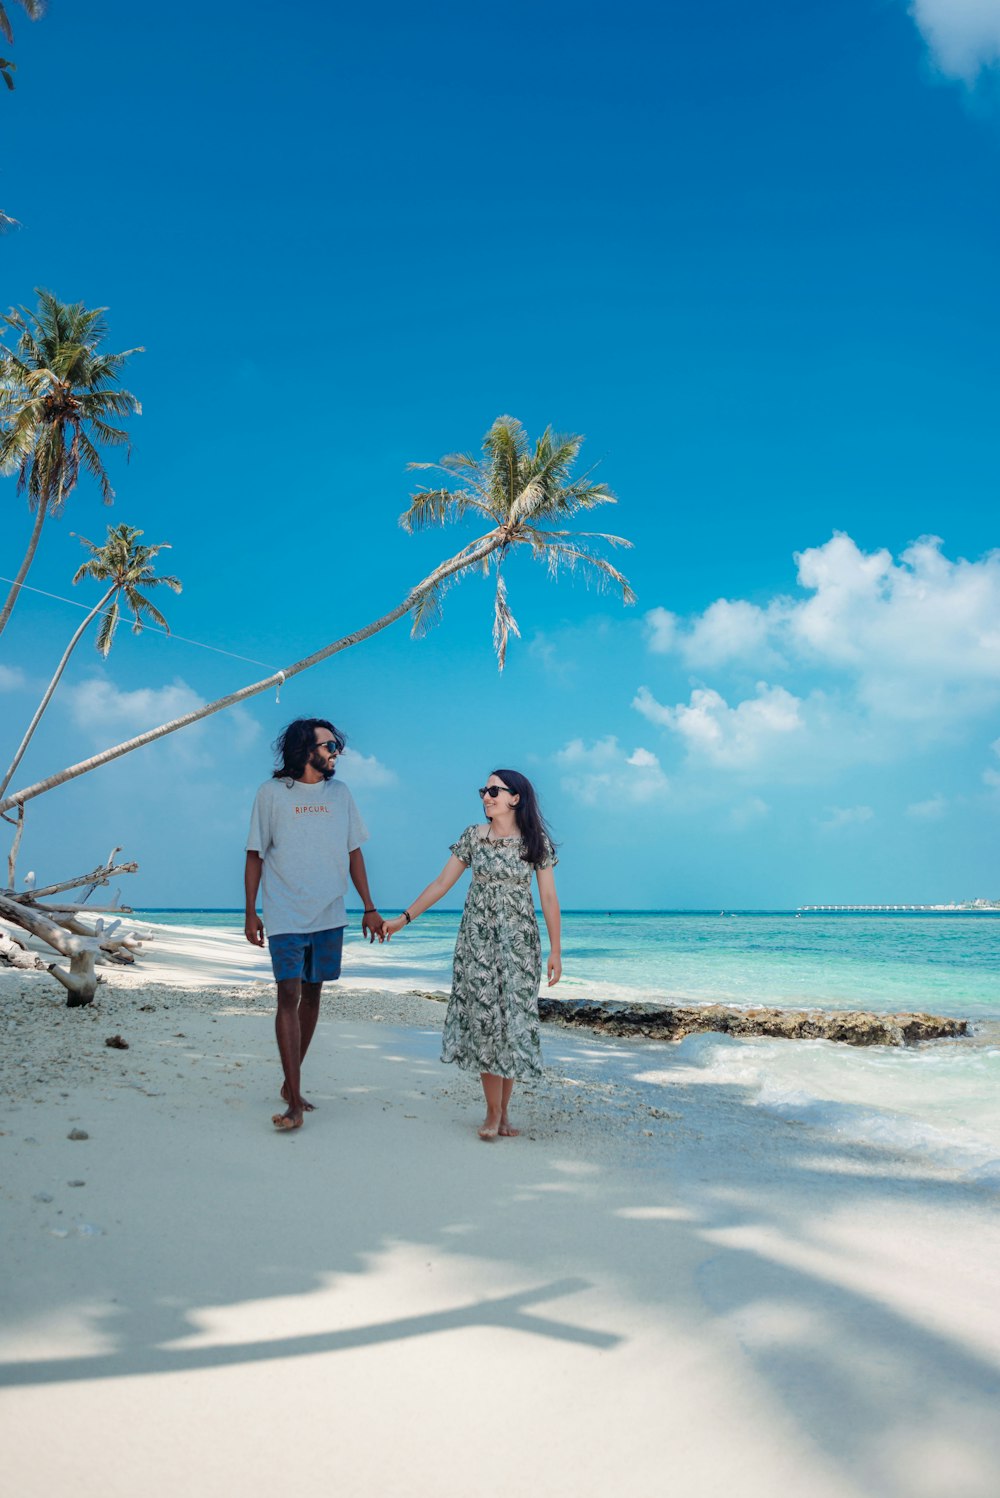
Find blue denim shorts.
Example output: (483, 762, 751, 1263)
(267, 926, 345, 983)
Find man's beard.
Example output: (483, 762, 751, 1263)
(309, 751, 336, 780)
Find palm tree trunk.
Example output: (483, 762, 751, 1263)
(0, 532, 503, 814)
(0, 492, 49, 638)
(0, 584, 117, 801)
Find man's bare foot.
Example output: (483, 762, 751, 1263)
(272, 1108, 303, 1131)
(498, 1120, 520, 1137)
(281, 1081, 314, 1111)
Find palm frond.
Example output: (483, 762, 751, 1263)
(410, 581, 444, 638)
(75, 427, 113, 503)
(482, 416, 528, 519)
(399, 486, 493, 532)
(535, 540, 636, 603)
(95, 598, 120, 657)
(492, 571, 521, 671)
(125, 592, 170, 633)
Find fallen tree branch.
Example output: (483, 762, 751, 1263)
(1, 802, 25, 887)
(0, 889, 103, 1004)
(5, 858, 138, 902)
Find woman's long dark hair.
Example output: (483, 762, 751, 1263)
(272, 718, 346, 782)
(490, 768, 555, 868)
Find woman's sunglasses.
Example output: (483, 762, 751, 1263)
(478, 785, 512, 799)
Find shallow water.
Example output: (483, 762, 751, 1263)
(139, 908, 1000, 1020)
(137, 908, 1000, 1177)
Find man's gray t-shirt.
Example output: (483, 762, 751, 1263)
(246, 777, 368, 936)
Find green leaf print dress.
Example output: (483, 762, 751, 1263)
(441, 824, 557, 1079)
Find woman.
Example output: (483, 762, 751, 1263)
(384, 769, 561, 1140)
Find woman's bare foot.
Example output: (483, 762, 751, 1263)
(478, 1108, 502, 1141)
(498, 1119, 520, 1137)
(272, 1107, 303, 1131)
(281, 1081, 314, 1111)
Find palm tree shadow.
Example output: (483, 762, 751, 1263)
(0, 1277, 618, 1389)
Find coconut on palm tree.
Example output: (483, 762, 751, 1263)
(0, 416, 633, 815)
(0, 524, 180, 802)
(0, 289, 143, 636)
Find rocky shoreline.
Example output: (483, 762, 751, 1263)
(535, 997, 968, 1046)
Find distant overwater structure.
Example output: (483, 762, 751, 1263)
(799, 900, 1000, 912)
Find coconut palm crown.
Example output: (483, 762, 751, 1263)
(403, 415, 635, 667)
(0, 290, 143, 635)
(1, 289, 142, 510)
(73, 523, 181, 657)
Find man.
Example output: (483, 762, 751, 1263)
(244, 717, 385, 1131)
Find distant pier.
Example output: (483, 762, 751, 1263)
(798, 902, 1000, 912)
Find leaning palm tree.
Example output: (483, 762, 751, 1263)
(0, 289, 143, 636)
(0, 524, 180, 802)
(0, 416, 633, 815)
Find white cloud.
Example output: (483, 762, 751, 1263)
(819, 805, 875, 831)
(645, 598, 778, 669)
(63, 678, 260, 773)
(555, 735, 668, 804)
(909, 0, 1000, 83)
(68, 677, 206, 736)
(0, 664, 26, 691)
(644, 607, 678, 655)
(337, 747, 397, 788)
(643, 534, 1000, 727)
(633, 682, 804, 768)
(907, 794, 948, 820)
(983, 737, 1000, 790)
(729, 796, 771, 829)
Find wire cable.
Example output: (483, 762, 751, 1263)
(0, 574, 279, 671)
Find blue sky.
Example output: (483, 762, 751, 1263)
(2, 0, 1000, 909)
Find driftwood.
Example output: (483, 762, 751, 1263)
(0, 922, 46, 971)
(0, 890, 110, 1003)
(21, 850, 138, 902)
(0, 846, 148, 1005)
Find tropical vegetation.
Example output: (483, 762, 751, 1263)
(0, 524, 181, 802)
(0, 290, 143, 636)
(0, 416, 632, 815)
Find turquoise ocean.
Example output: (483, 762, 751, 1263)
(139, 909, 1000, 1182)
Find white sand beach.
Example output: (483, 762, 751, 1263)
(2, 923, 1000, 1498)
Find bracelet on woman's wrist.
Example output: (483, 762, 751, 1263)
(404, 910, 412, 924)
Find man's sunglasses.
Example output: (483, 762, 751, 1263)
(318, 740, 342, 755)
(478, 785, 512, 799)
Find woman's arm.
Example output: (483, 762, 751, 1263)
(383, 855, 469, 937)
(536, 864, 562, 986)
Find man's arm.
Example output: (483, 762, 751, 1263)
(348, 847, 384, 943)
(244, 851, 265, 946)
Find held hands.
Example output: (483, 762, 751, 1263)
(362, 911, 387, 944)
(245, 913, 265, 948)
(547, 952, 562, 987)
(383, 915, 408, 941)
